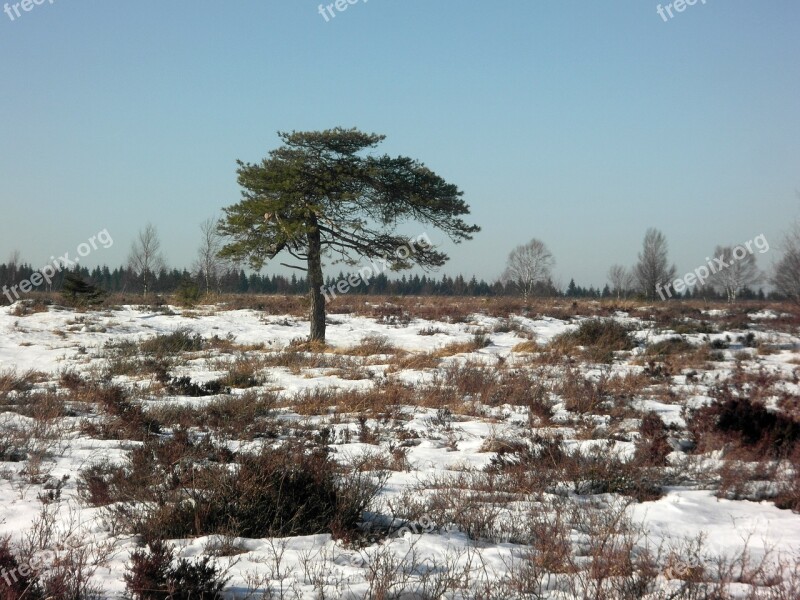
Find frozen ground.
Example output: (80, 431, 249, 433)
(0, 300, 798, 598)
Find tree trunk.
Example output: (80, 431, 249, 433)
(307, 223, 326, 343)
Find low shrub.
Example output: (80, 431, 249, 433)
(566, 443, 664, 502)
(556, 366, 609, 414)
(140, 328, 205, 355)
(669, 319, 714, 335)
(0, 533, 104, 600)
(552, 319, 635, 363)
(165, 376, 229, 397)
(218, 355, 265, 389)
(645, 337, 694, 357)
(80, 385, 161, 441)
(633, 412, 673, 466)
(0, 536, 42, 599)
(417, 326, 447, 336)
(485, 435, 664, 502)
(774, 466, 800, 512)
(345, 334, 398, 356)
(709, 338, 730, 350)
(124, 539, 227, 600)
(689, 385, 800, 459)
(85, 438, 384, 541)
(0, 369, 40, 395)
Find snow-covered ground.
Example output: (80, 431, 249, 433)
(0, 301, 798, 598)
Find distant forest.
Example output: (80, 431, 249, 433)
(0, 261, 771, 303)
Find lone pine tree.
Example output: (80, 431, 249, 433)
(218, 128, 479, 342)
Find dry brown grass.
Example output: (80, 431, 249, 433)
(336, 333, 401, 357)
(286, 338, 328, 353)
(602, 369, 650, 400)
(0, 368, 44, 401)
(289, 382, 415, 416)
(432, 333, 490, 358)
(549, 319, 636, 364)
(432, 341, 481, 357)
(385, 351, 441, 372)
(511, 340, 540, 353)
(259, 348, 356, 374)
(144, 390, 278, 438)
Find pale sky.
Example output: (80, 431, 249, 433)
(1, 1, 798, 287)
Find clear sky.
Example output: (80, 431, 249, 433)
(1, 0, 798, 287)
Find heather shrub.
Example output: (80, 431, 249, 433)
(0, 536, 43, 600)
(80, 384, 161, 441)
(139, 328, 205, 355)
(552, 318, 635, 363)
(645, 337, 694, 357)
(165, 376, 229, 397)
(633, 412, 673, 466)
(124, 539, 227, 600)
(84, 438, 384, 541)
(690, 385, 800, 459)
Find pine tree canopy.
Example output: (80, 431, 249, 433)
(217, 127, 480, 342)
(218, 128, 480, 271)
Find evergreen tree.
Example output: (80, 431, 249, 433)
(566, 278, 578, 297)
(218, 128, 478, 342)
(62, 272, 106, 306)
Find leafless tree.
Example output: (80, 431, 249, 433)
(501, 238, 555, 303)
(127, 223, 165, 297)
(709, 245, 761, 303)
(607, 265, 635, 299)
(772, 222, 800, 302)
(194, 217, 226, 295)
(634, 228, 676, 300)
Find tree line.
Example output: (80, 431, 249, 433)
(0, 257, 775, 304)
(500, 228, 783, 304)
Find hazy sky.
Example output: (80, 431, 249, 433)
(1, 1, 798, 287)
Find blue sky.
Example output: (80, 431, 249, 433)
(1, 0, 798, 287)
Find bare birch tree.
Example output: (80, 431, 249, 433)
(709, 245, 761, 302)
(607, 265, 635, 299)
(772, 223, 800, 302)
(501, 238, 555, 303)
(128, 223, 165, 297)
(194, 217, 226, 295)
(634, 228, 676, 299)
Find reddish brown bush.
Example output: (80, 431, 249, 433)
(634, 412, 672, 467)
(690, 385, 800, 459)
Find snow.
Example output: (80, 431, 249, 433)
(629, 489, 800, 561)
(1, 302, 799, 597)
